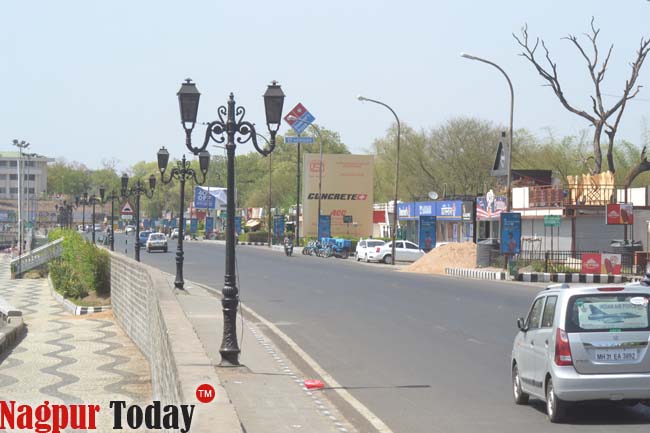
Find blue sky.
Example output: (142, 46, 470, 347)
(2, 0, 649, 170)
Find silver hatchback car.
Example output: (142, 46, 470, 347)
(511, 282, 650, 422)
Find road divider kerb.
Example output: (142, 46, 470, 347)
(445, 268, 508, 280)
(47, 275, 112, 315)
(517, 272, 626, 283)
(188, 279, 395, 433)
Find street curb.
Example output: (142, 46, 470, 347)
(445, 268, 508, 280)
(516, 272, 626, 283)
(237, 241, 269, 246)
(47, 275, 112, 315)
(186, 279, 395, 433)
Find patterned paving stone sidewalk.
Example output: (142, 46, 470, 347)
(0, 256, 151, 432)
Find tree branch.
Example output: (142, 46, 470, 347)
(623, 146, 650, 187)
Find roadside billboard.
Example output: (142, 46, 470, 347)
(606, 203, 634, 225)
(303, 154, 373, 237)
(500, 212, 521, 254)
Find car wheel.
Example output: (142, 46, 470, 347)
(546, 377, 567, 423)
(512, 364, 529, 405)
(355, 252, 360, 261)
(365, 253, 369, 263)
(383, 254, 392, 264)
(164, 248, 168, 253)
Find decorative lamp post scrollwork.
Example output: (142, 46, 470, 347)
(157, 147, 210, 290)
(177, 78, 285, 366)
(120, 174, 156, 262)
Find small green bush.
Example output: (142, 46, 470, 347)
(47, 229, 110, 299)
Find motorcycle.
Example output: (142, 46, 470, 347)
(284, 238, 294, 256)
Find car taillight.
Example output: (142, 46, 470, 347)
(597, 287, 624, 292)
(554, 328, 573, 366)
(376, 247, 381, 253)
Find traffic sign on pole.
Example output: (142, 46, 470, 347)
(285, 136, 315, 144)
(121, 201, 134, 215)
(284, 103, 315, 134)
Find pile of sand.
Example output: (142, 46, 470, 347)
(402, 242, 477, 275)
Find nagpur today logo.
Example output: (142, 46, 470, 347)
(0, 384, 216, 433)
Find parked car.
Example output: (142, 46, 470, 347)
(355, 239, 386, 262)
(94, 224, 102, 232)
(511, 282, 650, 422)
(365, 240, 424, 264)
(170, 228, 179, 240)
(138, 230, 152, 246)
(125, 225, 136, 234)
(146, 232, 168, 253)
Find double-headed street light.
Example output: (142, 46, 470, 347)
(461, 52, 514, 212)
(100, 187, 120, 251)
(157, 148, 209, 290)
(357, 95, 401, 265)
(121, 174, 156, 262)
(55, 201, 75, 229)
(87, 191, 103, 244)
(177, 78, 285, 366)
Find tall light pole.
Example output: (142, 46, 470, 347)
(157, 149, 209, 290)
(461, 52, 514, 212)
(177, 78, 285, 366)
(101, 188, 120, 251)
(12, 140, 30, 255)
(357, 96, 401, 265)
(87, 191, 103, 244)
(255, 133, 273, 247)
(121, 174, 156, 262)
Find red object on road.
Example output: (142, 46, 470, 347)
(304, 379, 325, 389)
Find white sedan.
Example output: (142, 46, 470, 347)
(365, 240, 424, 264)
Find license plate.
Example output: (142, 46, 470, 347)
(594, 349, 638, 362)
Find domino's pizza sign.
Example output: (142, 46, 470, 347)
(284, 103, 315, 135)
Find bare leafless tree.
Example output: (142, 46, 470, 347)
(514, 18, 650, 186)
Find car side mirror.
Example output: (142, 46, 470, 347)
(516, 317, 527, 332)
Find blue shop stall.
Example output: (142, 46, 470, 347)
(397, 200, 471, 246)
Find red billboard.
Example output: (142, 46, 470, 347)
(581, 253, 602, 274)
(606, 203, 634, 225)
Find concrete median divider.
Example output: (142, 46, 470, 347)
(109, 252, 243, 433)
(445, 267, 508, 280)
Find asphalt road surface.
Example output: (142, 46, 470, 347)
(110, 233, 650, 433)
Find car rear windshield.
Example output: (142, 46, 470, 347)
(566, 294, 650, 333)
(151, 234, 165, 240)
(367, 241, 384, 247)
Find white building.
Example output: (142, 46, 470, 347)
(0, 151, 53, 200)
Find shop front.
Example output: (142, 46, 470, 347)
(397, 200, 467, 246)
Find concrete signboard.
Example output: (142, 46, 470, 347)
(302, 154, 373, 237)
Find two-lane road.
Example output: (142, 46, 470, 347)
(110, 233, 650, 433)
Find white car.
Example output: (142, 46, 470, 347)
(146, 232, 168, 253)
(125, 225, 136, 234)
(355, 239, 386, 262)
(365, 240, 424, 264)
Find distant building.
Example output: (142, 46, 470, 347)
(0, 151, 54, 200)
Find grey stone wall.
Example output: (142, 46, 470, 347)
(109, 253, 180, 405)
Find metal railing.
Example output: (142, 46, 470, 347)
(496, 249, 639, 275)
(10, 237, 63, 277)
(528, 184, 622, 208)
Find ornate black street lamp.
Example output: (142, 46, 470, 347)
(157, 148, 209, 290)
(76, 193, 88, 233)
(99, 187, 120, 251)
(121, 174, 156, 262)
(178, 78, 285, 366)
(55, 201, 75, 229)
(87, 192, 103, 245)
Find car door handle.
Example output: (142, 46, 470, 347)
(530, 341, 535, 347)
(544, 340, 549, 348)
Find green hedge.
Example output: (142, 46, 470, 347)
(247, 231, 269, 243)
(48, 229, 110, 299)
